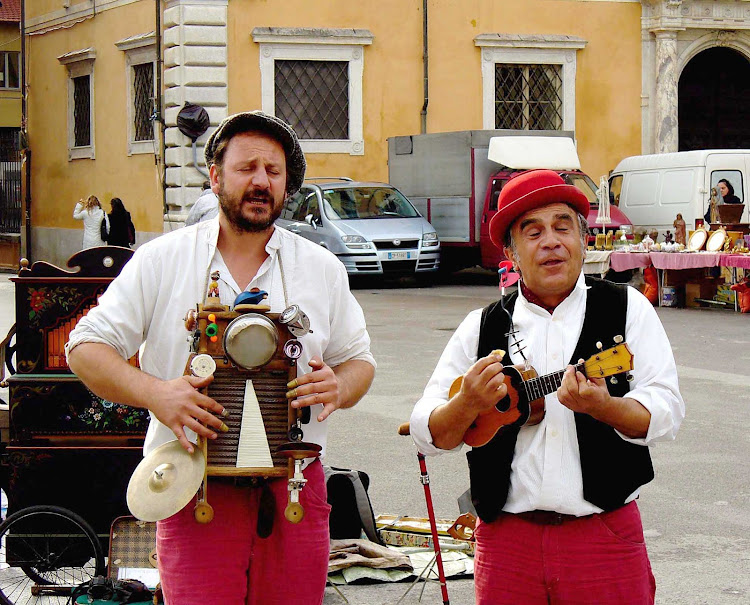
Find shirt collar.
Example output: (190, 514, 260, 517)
(519, 271, 588, 315)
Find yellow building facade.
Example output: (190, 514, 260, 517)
(29, 0, 748, 266)
(0, 0, 22, 270)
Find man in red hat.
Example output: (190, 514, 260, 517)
(411, 169, 684, 603)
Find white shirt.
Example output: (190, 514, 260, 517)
(185, 191, 219, 226)
(66, 218, 376, 460)
(410, 272, 684, 516)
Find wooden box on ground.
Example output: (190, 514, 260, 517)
(686, 279, 721, 307)
(663, 268, 705, 287)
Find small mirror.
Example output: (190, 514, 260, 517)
(705, 229, 726, 252)
(687, 228, 707, 251)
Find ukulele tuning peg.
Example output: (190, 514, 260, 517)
(613, 335, 624, 344)
(609, 376, 618, 385)
(596, 341, 603, 351)
(626, 373, 634, 382)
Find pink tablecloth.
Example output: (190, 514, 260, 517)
(720, 254, 750, 269)
(609, 252, 652, 272)
(649, 252, 719, 269)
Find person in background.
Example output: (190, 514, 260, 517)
(73, 195, 106, 249)
(185, 179, 219, 226)
(717, 178, 741, 204)
(105, 198, 136, 248)
(411, 169, 684, 604)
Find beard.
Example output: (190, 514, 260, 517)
(218, 182, 284, 233)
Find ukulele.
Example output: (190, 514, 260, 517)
(450, 341, 634, 447)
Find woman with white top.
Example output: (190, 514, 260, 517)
(73, 195, 107, 249)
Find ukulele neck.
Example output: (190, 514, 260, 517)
(523, 362, 585, 400)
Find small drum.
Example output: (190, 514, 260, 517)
(223, 313, 279, 369)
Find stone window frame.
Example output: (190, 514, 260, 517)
(116, 33, 157, 156)
(58, 48, 96, 161)
(475, 34, 587, 133)
(253, 27, 374, 156)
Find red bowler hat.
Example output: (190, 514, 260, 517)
(489, 169, 590, 250)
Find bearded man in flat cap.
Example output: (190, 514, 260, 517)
(411, 169, 684, 604)
(67, 112, 375, 604)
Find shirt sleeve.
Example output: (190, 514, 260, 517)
(618, 286, 685, 445)
(409, 309, 483, 455)
(321, 261, 376, 370)
(73, 203, 84, 220)
(65, 245, 160, 361)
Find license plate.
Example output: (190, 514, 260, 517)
(387, 251, 410, 260)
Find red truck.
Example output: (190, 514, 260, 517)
(388, 130, 631, 271)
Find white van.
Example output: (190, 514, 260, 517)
(608, 150, 750, 232)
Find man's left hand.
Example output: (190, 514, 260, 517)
(557, 360, 610, 415)
(286, 356, 340, 422)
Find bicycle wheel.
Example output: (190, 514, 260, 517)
(0, 505, 105, 605)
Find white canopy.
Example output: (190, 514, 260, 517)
(487, 136, 581, 170)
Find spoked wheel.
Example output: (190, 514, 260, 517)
(0, 505, 105, 605)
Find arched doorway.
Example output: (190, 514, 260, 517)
(678, 46, 750, 150)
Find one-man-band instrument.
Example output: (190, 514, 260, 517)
(127, 287, 318, 528)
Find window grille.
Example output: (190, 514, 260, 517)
(0, 128, 21, 233)
(133, 62, 154, 141)
(73, 75, 91, 147)
(274, 60, 349, 140)
(495, 64, 562, 130)
(0, 52, 19, 89)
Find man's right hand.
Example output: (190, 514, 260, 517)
(427, 351, 508, 451)
(456, 352, 508, 415)
(148, 374, 227, 453)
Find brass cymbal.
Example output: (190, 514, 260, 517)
(127, 440, 206, 522)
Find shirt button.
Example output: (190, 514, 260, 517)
(550, 429, 559, 438)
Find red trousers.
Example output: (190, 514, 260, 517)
(156, 460, 330, 605)
(474, 501, 655, 604)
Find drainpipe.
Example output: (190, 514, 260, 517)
(156, 0, 166, 214)
(20, 0, 30, 261)
(420, 0, 428, 134)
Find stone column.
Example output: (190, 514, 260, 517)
(652, 28, 680, 154)
(162, 0, 228, 226)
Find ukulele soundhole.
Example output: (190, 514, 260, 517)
(495, 394, 511, 413)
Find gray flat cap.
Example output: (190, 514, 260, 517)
(204, 111, 306, 197)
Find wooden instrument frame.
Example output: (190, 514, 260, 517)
(185, 304, 298, 478)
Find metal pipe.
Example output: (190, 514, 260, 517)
(420, 0, 428, 134)
(20, 0, 31, 261)
(156, 0, 166, 214)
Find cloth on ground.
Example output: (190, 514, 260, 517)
(328, 542, 473, 585)
(329, 539, 412, 573)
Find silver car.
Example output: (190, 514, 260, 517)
(276, 178, 440, 276)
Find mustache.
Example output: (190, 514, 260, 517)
(242, 189, 273, 203)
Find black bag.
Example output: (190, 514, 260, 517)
(176, 102, 210, 141)
(69, 576, 152, 604)
(100, 215, 109, 241)
(127, 217, 136, 245)
(324, 465, 382, 544)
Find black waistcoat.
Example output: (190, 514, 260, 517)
(465, 276, 654, 523)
